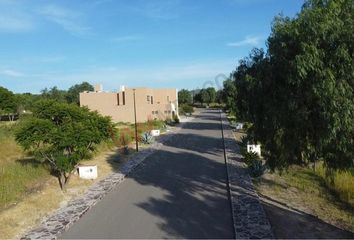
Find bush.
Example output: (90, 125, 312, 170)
(173, 115, 180, 124)
(180, 104, 194, 116)
(141, 132, 154, 144)
(116, 128, 133, 146)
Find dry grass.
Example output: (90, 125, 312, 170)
(315, 163, 354, 206)
(254, 166, 354, 233)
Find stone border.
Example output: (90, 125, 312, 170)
(220, 112, 274, 239)
(21, 119, 193, 239)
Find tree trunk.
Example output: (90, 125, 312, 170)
(58, 171, 73, 192)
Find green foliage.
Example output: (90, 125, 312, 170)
(221, 79, 237, 114)
(179, 104, 194, 116)
(193, 87, 217, 105)
(66, 82, 94, 105)
(41, 87, 67, 102)
(173, 114, 180, 124)
(178, 89, 192, 105)
(15, 99, 113, 190)
(0, 87, 18, 121)
(141, 132, 154, 144)
(229, 0, 354, 171)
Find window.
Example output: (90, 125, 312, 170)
(147, 95, 150, 102)
(152, 111, 155, 115)
(117, 93, 119, 105)
(151, 96, 154, 104)
(122, 92, 125, 105)
(155, 111, 158, 114)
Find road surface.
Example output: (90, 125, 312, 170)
(60, 110, 234, 239)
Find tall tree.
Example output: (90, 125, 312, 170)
(66, 82, 94, 105)
(0, 86, 18, 121)
(231, 0, 354, 171)
(178, 89, 192, 105)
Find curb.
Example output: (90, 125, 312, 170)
(220, 112, 274, 239)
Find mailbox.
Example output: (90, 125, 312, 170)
(150, 129, 160, 137)
(247, 144, 261, 157)
(78, 165, 98, 180)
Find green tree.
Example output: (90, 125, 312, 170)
(222, 79, 237, 114)
(205, 87, 216, 105)
(231, 0, 354, 171)
(0, 86, 18, 121)
(41, 86, 67, 102)
(66, 82, 94, 105)
(15, 100, 114, 190)
(178, 89, 192, 105)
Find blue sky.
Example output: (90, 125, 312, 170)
(0, 0, 303, 94)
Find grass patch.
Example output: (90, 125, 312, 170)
(0, 124, 51, 211)
(315, 163, 354, 206)
(255, 166, 354, 232)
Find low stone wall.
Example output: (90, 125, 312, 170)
(221, 113, 274, 239)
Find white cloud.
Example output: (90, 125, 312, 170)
(0, 1, 35, 33)
(38, 5, 89, 35)
(0, 69, 24, 77)
(227, 35, 263, 47)
(40, 59, 236, 91)
(109, 35, 141, 43)
(130, 0, 180, 20)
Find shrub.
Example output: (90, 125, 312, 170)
(116, 128, 133, 146)
(173, 115, 180, 124)
(141, 132, 154, 144)
(180, 104, 194, 116)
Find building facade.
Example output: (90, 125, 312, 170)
(80, 85, 178, 123)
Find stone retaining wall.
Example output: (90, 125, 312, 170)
(221, 112, 274, 239)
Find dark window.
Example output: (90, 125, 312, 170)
(152, 111, 155, 115)
(117, 93, 119, 105)
(122, 92, 125, 105)
(151, 96, 154, 104)
(147, 95, 150, 102)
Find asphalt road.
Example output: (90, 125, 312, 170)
(60, 110, 234, 239)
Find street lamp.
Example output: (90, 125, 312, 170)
(133, 89, 139, 152)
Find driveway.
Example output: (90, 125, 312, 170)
(60, 110, 234, 239)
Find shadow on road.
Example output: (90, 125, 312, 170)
(128, 149, 234, 238)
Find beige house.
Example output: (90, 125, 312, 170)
(80, 85, 178, 123)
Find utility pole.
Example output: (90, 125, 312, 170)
(133, 89, 138, 152)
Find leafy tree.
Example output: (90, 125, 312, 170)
(205, 87, 216, 105)
(178, 89, 192, 105)
(231, 0, 354, 171)
(15, 100, 114, 190)
(200, 89, 210, 105)
(221, 79, 237, 114)
(41, 86, 67, 102)
(66, 82, 94, 105)
(193, 91, 202, 104)
(0, 86, 18, 121)
(216, 89, 223, 104)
